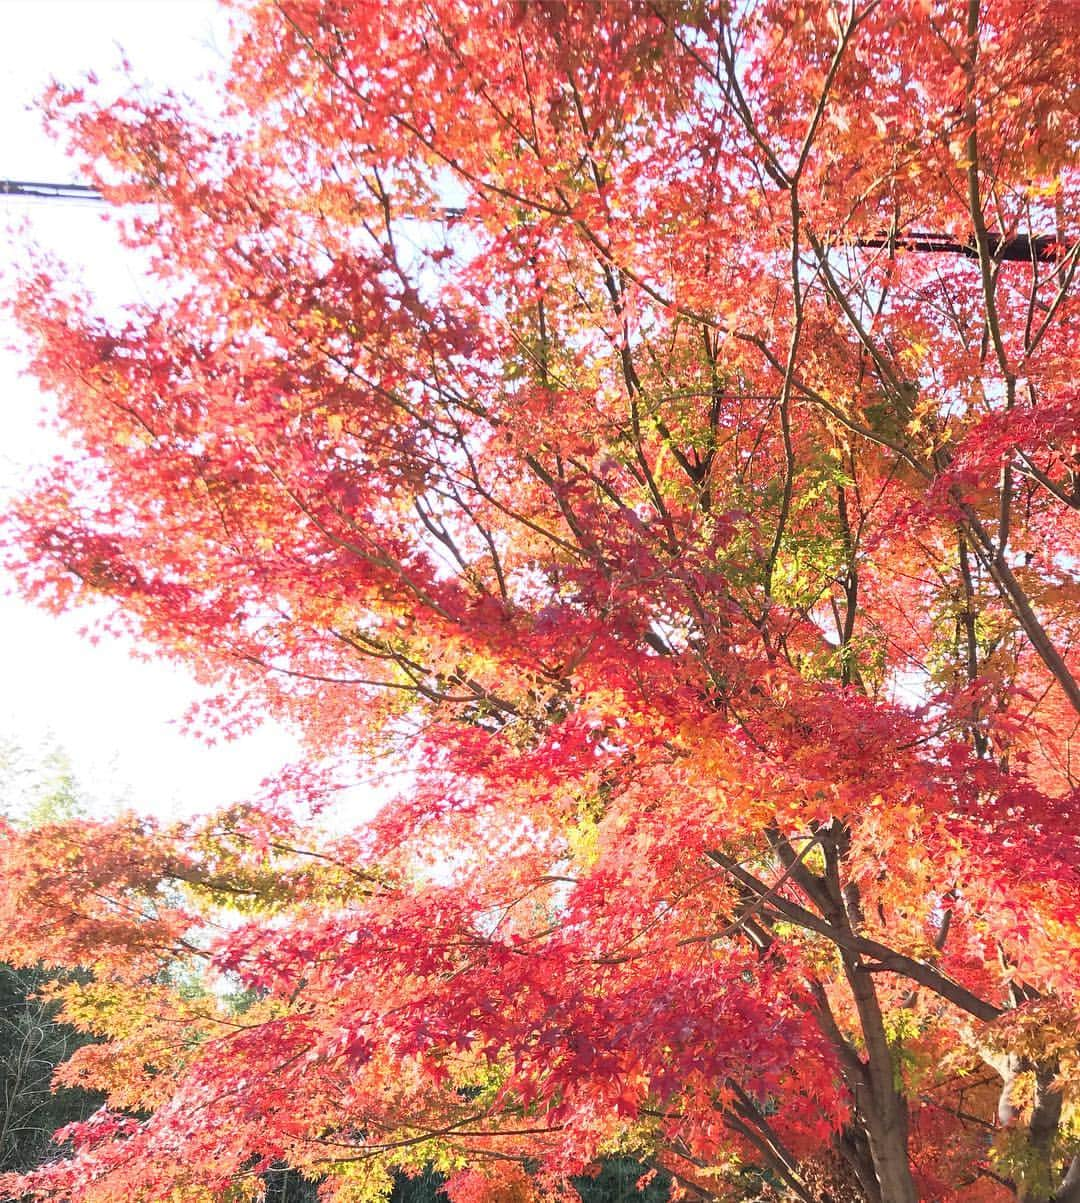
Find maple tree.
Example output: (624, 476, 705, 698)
(2, 0, 1080, 1200)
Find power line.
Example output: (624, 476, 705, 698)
(857, 231, 1062, 264)
(1, 179, 1063, 263)
(1, 179, 104, 202)
(0, 180, 468, 220)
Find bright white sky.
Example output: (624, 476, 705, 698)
(0, 0, 310, 819)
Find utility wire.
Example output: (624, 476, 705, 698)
(1, 179, 1063, 262)
(1, 179, 104, 202)
(0, 180, 468, 220)
(856, 231, 1062, 264)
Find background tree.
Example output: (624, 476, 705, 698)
(0, 747, 101, 1190)
(0, 963, 102, 1184)
(1, 1, 1079, 1202)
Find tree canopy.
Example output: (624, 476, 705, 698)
(1, 1, 1079, 1201)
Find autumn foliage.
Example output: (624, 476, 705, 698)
(2, 1, 1080, 1200)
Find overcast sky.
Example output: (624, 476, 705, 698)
(0, 1, 308, 819)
